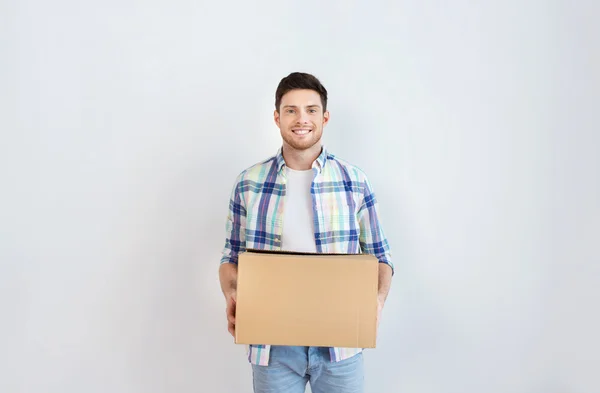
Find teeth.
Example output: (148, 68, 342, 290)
(293, 130, 311, 135)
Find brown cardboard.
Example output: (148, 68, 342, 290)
(235, 250, 379, 348)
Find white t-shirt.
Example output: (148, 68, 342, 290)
(280, 167, 317, 253)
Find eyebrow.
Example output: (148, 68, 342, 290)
(282, 105, 322, 109)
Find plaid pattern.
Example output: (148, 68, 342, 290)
(221, 146, 393, 366)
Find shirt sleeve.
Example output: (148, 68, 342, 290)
(220, 174, 247, 265)
(357, 176, 394, 274)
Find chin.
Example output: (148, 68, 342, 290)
(291, 142, 320, 151)
(281, 132, 322, 151)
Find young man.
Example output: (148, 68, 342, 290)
(219, 72, 393, 393)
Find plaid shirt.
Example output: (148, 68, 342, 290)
(220, 146, 393, 366)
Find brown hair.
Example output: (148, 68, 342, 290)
(275, 72, 328, 112)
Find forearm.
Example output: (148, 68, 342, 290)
(219, 262, 238, 297)
(377, 262, 393, 303)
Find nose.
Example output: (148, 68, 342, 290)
(298, 111, 310, 124)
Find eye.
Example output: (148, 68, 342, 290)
(309, 109, 317, 113)
(286, 109, 295, 114)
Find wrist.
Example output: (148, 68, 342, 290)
(224, 288, 236, 298)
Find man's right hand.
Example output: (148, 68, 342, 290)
(225, 290, 237, 338)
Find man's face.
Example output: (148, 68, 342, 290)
(274, 89, 330, 151)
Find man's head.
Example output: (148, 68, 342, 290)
(274, 72, 330, 152)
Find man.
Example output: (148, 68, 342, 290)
(219, 72, 393, 393)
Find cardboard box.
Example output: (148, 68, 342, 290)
(235, 250, 379, 348)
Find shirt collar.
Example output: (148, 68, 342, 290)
(276, 145, 328, 174)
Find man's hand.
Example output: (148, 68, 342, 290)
(225, 290, 237, 338)
(219, 263, 238, 339)
(376, 295, 384, 332)
(376, 262, 392, 333)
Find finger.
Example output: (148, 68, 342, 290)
(227, 305, 236, 321)
(226, 299, 236, 314)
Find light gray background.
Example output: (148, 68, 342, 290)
(1, 1, 598, 392)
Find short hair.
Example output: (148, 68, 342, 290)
(275, 72, 328, 112)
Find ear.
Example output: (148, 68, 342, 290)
(274, 109, 280, 128)
(323, 110, 330, 126)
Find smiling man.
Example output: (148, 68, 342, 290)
(219, 72, 394, 393)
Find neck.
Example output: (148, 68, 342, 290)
(282, 143, 322, 170)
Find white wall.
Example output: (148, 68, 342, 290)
(1, 1, 599, 392)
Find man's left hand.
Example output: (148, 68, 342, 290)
(376, 295, 385, 332)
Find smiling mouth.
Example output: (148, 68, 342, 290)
(292, 129, 312, 135)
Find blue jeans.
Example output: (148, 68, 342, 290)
(251, 346, 364, 393)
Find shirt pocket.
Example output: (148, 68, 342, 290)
(317, 199, 357, 233)
(245, 203, 282, 250)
